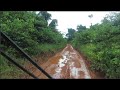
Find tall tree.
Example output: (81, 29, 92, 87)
(38, 11, 51, 21)
(101, 12, 120, 26)
(77, 25, 86, 32)
(49, 19, 58, 31)
(66, 28, 76, 41)
(88, 14, 93, 26)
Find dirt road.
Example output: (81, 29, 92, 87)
(33, 44, 92, 79)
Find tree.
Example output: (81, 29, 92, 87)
(0, 11, 67, 79)
(70, 12, 120, 78)
(38, 11, 51, 22)
(88, 14, 93, 26)
(49, 19, 58, 32)
(66, 28, 76, 41)
(77, 25, 86, 32)
(101, 17, 110, 24)
(102, 12, 120, 26)
(109, 12, 120, 26)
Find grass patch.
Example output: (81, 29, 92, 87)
(0, 55, 25, 79)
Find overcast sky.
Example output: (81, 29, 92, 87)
(48, 11, 112, 36)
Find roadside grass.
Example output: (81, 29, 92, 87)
(0, 43, 66, 79)
(0, 55, 25, 79)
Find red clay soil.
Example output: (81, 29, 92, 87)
(27, 44, 104, 79)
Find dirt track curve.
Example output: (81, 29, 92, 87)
(33, 44, 92, 79)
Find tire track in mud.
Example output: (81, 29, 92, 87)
(33, 44, 91, 79)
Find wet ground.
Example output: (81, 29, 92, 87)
(33, 44, 93, 79)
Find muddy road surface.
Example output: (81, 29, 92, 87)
(32, 44, 92, 79)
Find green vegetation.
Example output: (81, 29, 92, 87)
(66, 28, 75, 42)
(66, 12, 120, 78)
(1, 11, 120, 79)
(0, 11, 67, 78)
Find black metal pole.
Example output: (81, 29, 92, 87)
(0, 31, 53, 79)
(1, 50, 39, 79)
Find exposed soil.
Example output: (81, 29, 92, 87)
(24, 44, 104, 79)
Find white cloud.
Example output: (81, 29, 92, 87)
(48, 11, 111, 35)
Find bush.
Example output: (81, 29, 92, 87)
(71, 13, 120, 78)
(0, 11, 67, 78)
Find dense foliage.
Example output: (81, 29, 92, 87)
(66, 28, 75, 41)
(0, 11, 67, 78)
(69, 12, 120, 78)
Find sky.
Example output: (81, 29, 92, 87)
(48, 11, 111, 36)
